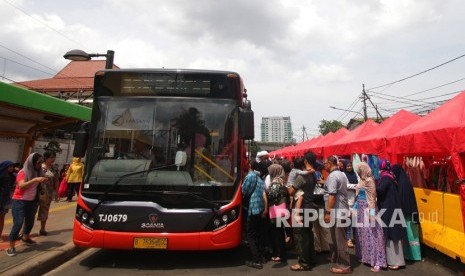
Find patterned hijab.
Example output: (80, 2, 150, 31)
(379, 159, 395, 180)
(356, 162, 377, 209)
(268, 164, 285, 186)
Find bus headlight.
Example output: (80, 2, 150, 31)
(230, 209, 237, 219)
(75, 205, 96, 230)
(82, 213, 89, 221)
(210, 206, 240, 231)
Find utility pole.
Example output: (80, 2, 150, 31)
(361, 84, 368, 121)
(302, 125, 308, 141)
(361, 84, 385, 122)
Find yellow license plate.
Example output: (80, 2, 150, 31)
(134, 238, 168, 249)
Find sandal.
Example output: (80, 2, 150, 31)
(330, 267, 352, 274)
(347, 239, 354, 248)
(388, 265, 400, 270)
(290, 264, 311, 271)
(271, 257, 282, 262)
(371, 266, 380, 272)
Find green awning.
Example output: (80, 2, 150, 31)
(0, 81, 91, 121)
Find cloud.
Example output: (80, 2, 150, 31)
(1, 0, 465, 142)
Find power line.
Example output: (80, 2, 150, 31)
(1, 76, 34, 89)
(1, 0, 90, 51)
(336, 92, 363, 121)
(368, 90, 440, 105)
(0, 56, 55, 76)
(370, 90, 461, 106)
(0, 44, 58, 74)
(0, 45, 92, 89)
(367, 53, 465, 91)
(404, 77, 465, 97)
(368, 93, 436, 108)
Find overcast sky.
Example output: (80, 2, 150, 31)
(1, 0, 465, 142)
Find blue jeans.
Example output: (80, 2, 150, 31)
(9, 199, 37, 242)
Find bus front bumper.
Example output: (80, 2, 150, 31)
(72, 218, 242, 250)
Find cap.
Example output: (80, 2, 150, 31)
(256, 151, 269, 158)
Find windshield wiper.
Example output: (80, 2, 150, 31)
(165, 191, 219, 211)
(131, 190, 220, 211)
(92, 164, 176, 212)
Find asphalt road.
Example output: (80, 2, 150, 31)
(2, 200, 464, 275)
(46, 242, 464, 275)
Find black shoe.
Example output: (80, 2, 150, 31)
(21, 237, 36, 245)
(245, 261, 263, 269)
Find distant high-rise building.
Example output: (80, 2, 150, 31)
(261, 116, 293, 143)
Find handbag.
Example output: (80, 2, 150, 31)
(269, 202, 287, 219)
(58, 177, 68, 198)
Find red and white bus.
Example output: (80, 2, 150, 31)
(72, 69, 254, 250)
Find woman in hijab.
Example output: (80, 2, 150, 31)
(392, 164, 421, 261)
(37, 151, 58, 236)
(0, 160, 15, 241)
(376, 160, 406, 270)
(354, 162, 387, 272)
(7, 153, 48, 257)
(343, 159, 358, 248)
(266, 163, 289, 263)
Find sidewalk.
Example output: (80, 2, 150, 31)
(0, 199, 84, 275)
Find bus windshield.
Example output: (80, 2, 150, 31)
(81, 97, 240, 205)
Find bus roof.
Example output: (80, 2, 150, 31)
(95, 68, 241, 77)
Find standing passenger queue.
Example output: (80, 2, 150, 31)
(242, 150, 421, 274)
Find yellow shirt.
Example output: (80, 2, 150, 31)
(66, 158, 84, 183)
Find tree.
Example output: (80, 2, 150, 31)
(44, 140, 62, 154)
(318, 119, 344, 135)
(249, 140, 260, 159)
(174, 107, 210, 147)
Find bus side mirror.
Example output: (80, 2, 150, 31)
(73, 122, 90, 158)
(240, 100, 254, 140)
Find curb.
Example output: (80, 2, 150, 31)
(4, 242, 86, 276)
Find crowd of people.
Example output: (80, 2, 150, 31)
(0, 152, 84, 257)
(242, 150, 421, 273)
(0, 148, 421, 268)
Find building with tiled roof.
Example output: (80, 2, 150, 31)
(15, 60, 119, 105)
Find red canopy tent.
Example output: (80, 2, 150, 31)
(389, 92, 465, 176)
(347, 110, 420, 158)
(388, 91, 465, 247)
(290, 135, 323, 157)
(324, 119, 378, 157)
(275, 145, 296, 159)
(306, 132, 335, 157)
(310, 128, 349, 157)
